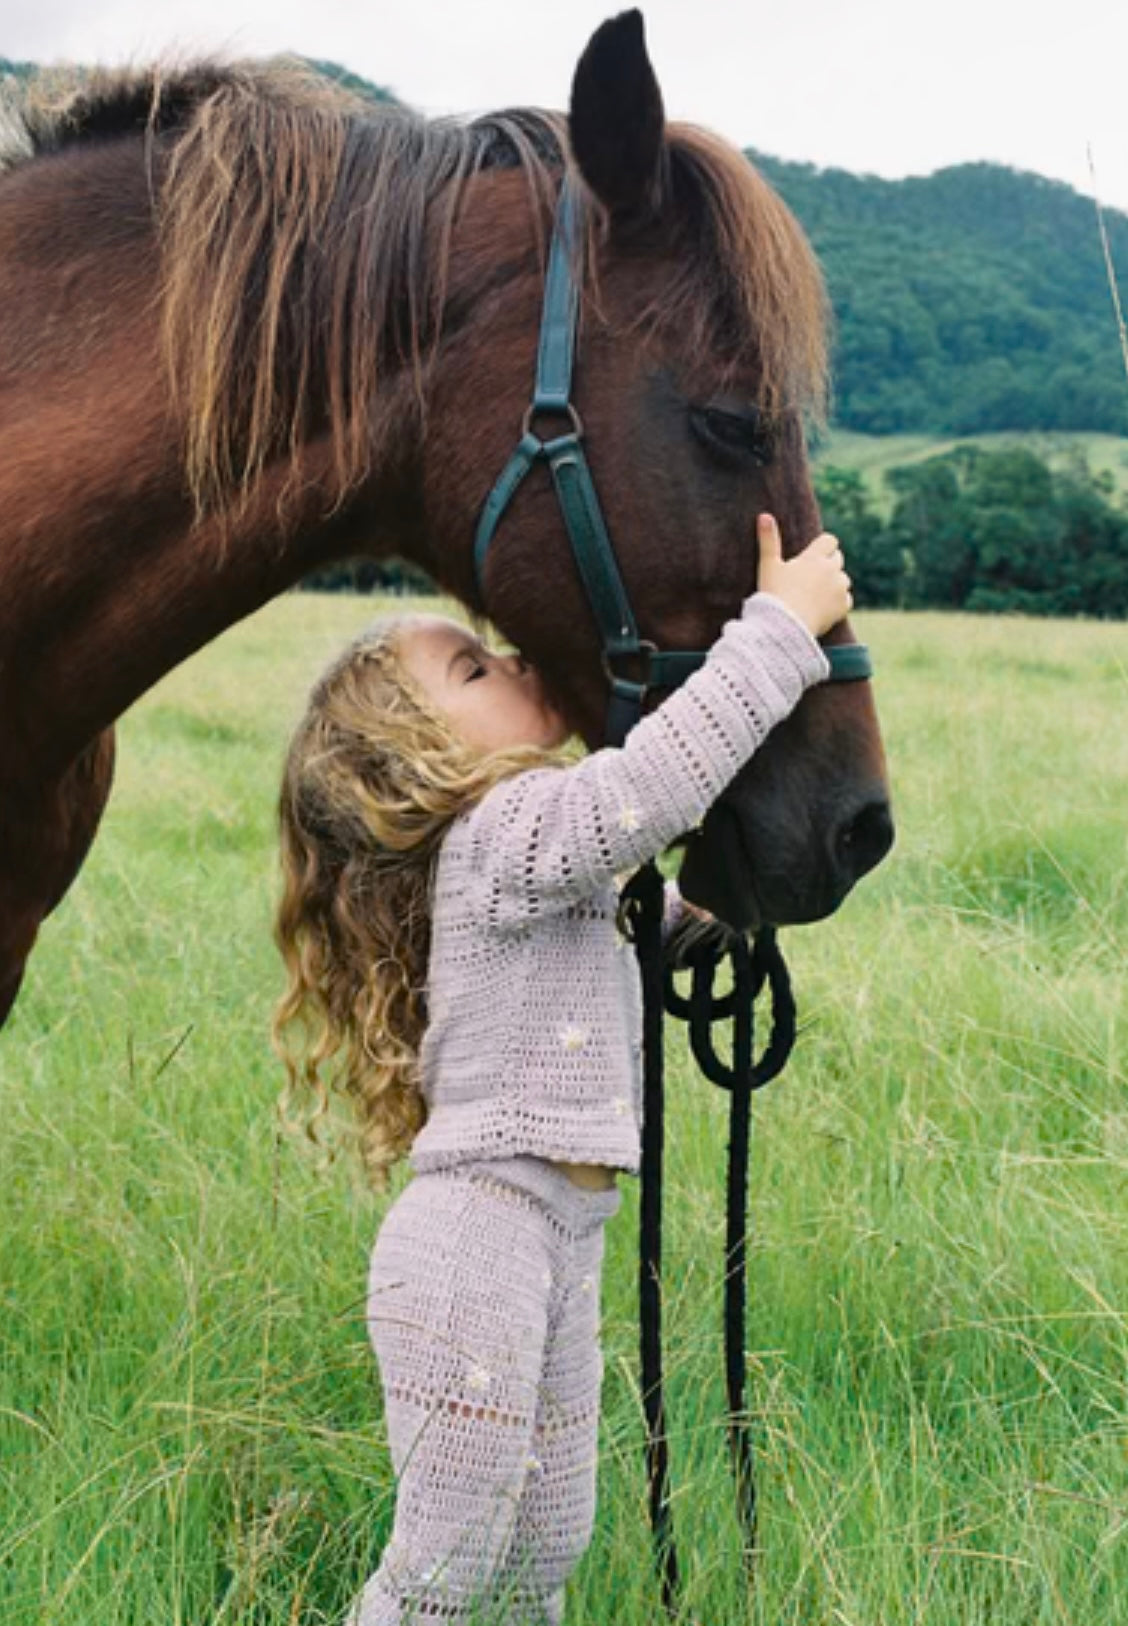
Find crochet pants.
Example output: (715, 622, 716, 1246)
(350, 1155, 623, 1625)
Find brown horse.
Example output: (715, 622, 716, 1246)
(0, 11, 892, 1031)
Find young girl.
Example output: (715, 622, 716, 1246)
(274, 514, 851, 1624)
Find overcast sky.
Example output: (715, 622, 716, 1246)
(5, 0, 1128, 213)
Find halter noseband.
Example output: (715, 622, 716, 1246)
(473, 174, 873, 746)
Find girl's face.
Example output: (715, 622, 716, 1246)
(397, 616, 570, 754)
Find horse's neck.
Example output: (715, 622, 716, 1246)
(0, 147, 426, 782)
(4, 442, 418, 781)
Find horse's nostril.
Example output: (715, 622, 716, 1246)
(835, 797, 894, 884)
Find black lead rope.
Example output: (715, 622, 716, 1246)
(621, 861, 797, 1618)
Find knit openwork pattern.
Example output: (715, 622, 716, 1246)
(408, 591, 830, 1180)
(355, 1156, 622, 1623)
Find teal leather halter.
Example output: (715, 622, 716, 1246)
(473, 175, 872, 746)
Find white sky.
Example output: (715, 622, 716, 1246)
(4, 0, 1128, 213)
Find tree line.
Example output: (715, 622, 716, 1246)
(816, 445, 1128, 616)
(305, 447, 1128, 621)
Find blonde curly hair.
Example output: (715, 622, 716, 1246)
(272, 615, 561, 1192)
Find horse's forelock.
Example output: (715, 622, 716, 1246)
(660, 123, 830, 425)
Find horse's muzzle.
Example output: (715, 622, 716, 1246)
(677, 788, 895, 931)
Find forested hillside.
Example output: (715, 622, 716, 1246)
(753, 152, 1128, 437)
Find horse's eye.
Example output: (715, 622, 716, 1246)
(690, 405, 774, 467)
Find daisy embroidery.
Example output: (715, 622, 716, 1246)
(559, 1023, 589, 1052)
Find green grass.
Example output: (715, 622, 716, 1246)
(814, 429, 1128, 512)
(2, 596, 1126, 1625)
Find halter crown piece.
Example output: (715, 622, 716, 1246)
(473, 172, 873, 747)
(474, 173, 876, 1617)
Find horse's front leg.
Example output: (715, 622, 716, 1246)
(0, 729, 116, 1030)
(0, 930, 33, 1027)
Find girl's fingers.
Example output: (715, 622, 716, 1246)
(757, 513, 783, 561)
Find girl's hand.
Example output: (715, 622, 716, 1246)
(756, 513, 853, 638)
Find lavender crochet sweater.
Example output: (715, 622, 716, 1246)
(408, 593, 830, 1177)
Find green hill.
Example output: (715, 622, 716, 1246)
(753, 152, 1128, 437)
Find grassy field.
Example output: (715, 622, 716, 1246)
(2, 595, 1126, 1625)
(813, 429, 1128, 513)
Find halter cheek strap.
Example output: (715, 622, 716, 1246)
(473, 172, 873, 747)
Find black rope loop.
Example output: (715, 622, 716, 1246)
(663, 926, 796, 1089)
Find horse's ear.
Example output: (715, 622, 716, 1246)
(568, 10, 667, 222)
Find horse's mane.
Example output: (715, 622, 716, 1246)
(4, 63, 243, 154)
(3, 60, 827, 515)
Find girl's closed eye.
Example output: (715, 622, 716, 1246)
(452, 643, 488, 682)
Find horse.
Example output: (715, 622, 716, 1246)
(0, 9, 893, 1031)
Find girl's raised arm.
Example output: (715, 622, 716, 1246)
(463, 591, 830, 931)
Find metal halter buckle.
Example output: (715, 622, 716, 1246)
(521, 401, 584, 443)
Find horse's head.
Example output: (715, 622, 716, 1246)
(421, 10, 893, 928)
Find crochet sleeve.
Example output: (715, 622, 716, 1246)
(466, 593, 831, 929)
